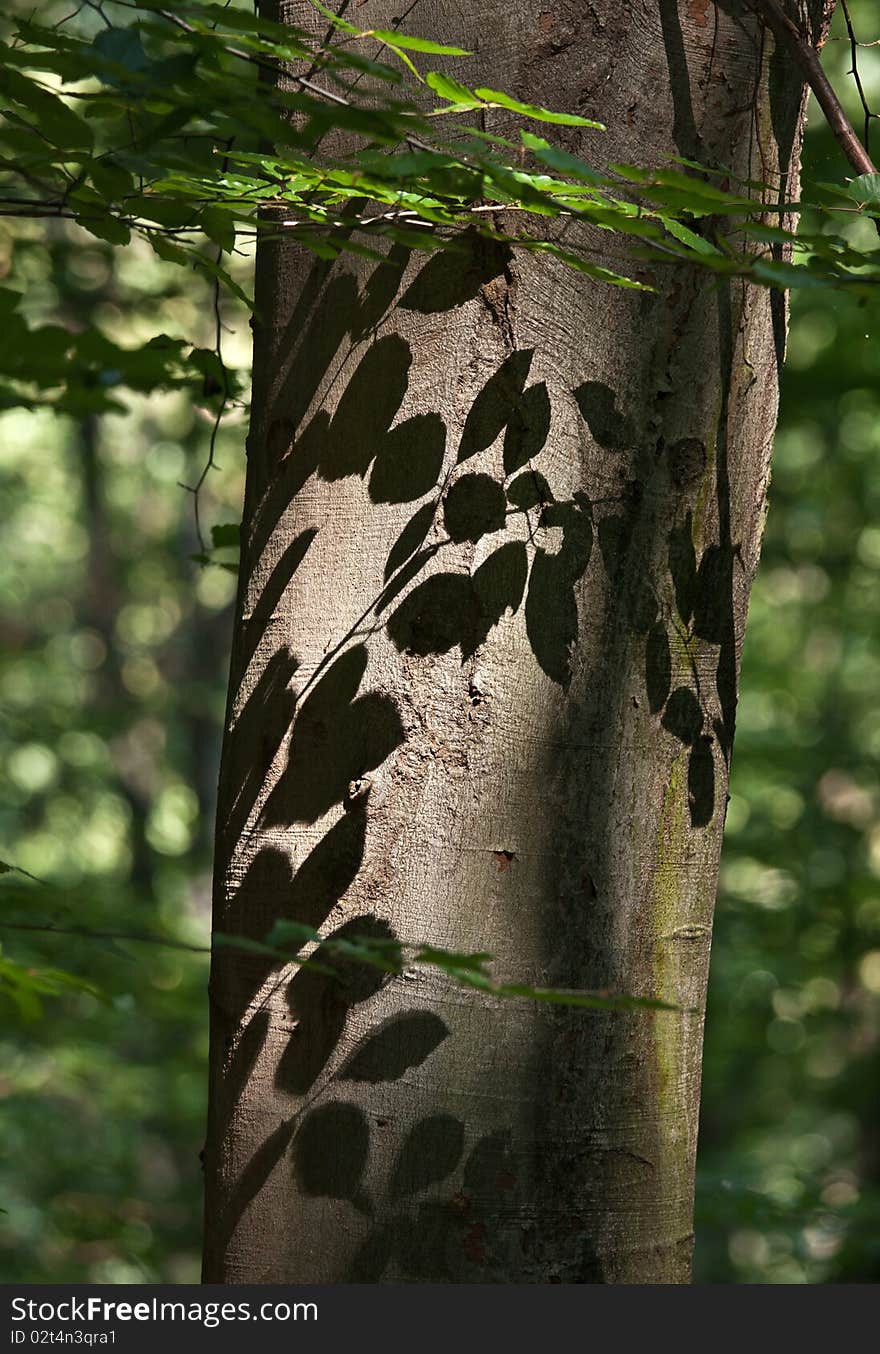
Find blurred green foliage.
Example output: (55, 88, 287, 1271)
(0, 167, 248, 1281)
(1, 0, 879, 1284)
(695, 2, 880, 1283)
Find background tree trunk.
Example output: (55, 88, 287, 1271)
(203, 0, 826, 1283)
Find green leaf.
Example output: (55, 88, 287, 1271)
(414, 946, 493, 974)
(92, 25, 151, 81)
(520, 131, 604, 181)
(804, 178, 858, 204)
(126, 194, 198, 228)
(298, 236, 340, 261)
(491, 982, 681, 1012)
(740, 222, 796, 246)
(88, 158, 135, 202)
(368, 30, 470, 56)
(0, 954, 106, 1021)
(305, 0, 360, 34)
(0, 65, 93, 150)
(425, 71, 480, 106)
(610, 163, 757, 215)
(752, 259, 834, 290)
(521, 239, 653, 291)
(77, 213, 132, 246)
(356, 147, 461, 180)
(659, 216, 721, 256)
(848, 172, 880, 209)
(210, 523, 240, 549)
(148, 235, 191, 266)
(193, 254, 254, 309)
(474, 87, 605, 128)
(200, 205, 236, 253)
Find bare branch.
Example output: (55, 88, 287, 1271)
(745, 0, 876, 176)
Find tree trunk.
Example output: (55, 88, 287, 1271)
(203, 0, 825, 1283)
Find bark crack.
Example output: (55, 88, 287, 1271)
(478, 245, 518, 353)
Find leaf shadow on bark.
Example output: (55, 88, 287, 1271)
(276, 913, 396, 1098)
(346, 1124, 529, 1281)
(211, 244, 676, 1281)
(259, 642, 406, 828)
(210, 237, 748, 1282)
(216, 646, 299, 858)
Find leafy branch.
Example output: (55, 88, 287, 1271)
(1, 0, 879, 301)
(0, 859, 679, 1015)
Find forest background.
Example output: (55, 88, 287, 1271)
(1, 0, 879, 1284)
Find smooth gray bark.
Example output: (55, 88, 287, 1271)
(203, 1, 826, 1283)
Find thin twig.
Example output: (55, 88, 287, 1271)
(745, 0, 876, 176)
(1, 859, 209, 953)
(179, 137, 236, 552)
(840, 0, 878, 155)
(153, 8, 438, 154)
(183, 253, 230, 554)
(0, 920, 210, 954)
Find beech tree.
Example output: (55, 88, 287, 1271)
(200, 0, 842, 1283)
(3, 0, 878, 1285)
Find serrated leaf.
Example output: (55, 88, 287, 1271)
(305, 0, 360, 33)
(520, 131, 604, 181)
(848, 172, 880, 208)
(200, 205, 236, 253)
(752, 258, 833, 289)
(0, 66, 93, 150)
(425, 70, 480, 105)
(210, 522, 240, 549)
(368, 30, 470, 55)
(474, 88, 604, 128)
(92, 25, 151, 81)
(88, 158, 135, 202)
(659, 216, 721, 256)
(77, 212, 131, 246)
(148, 235, 190, 266)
